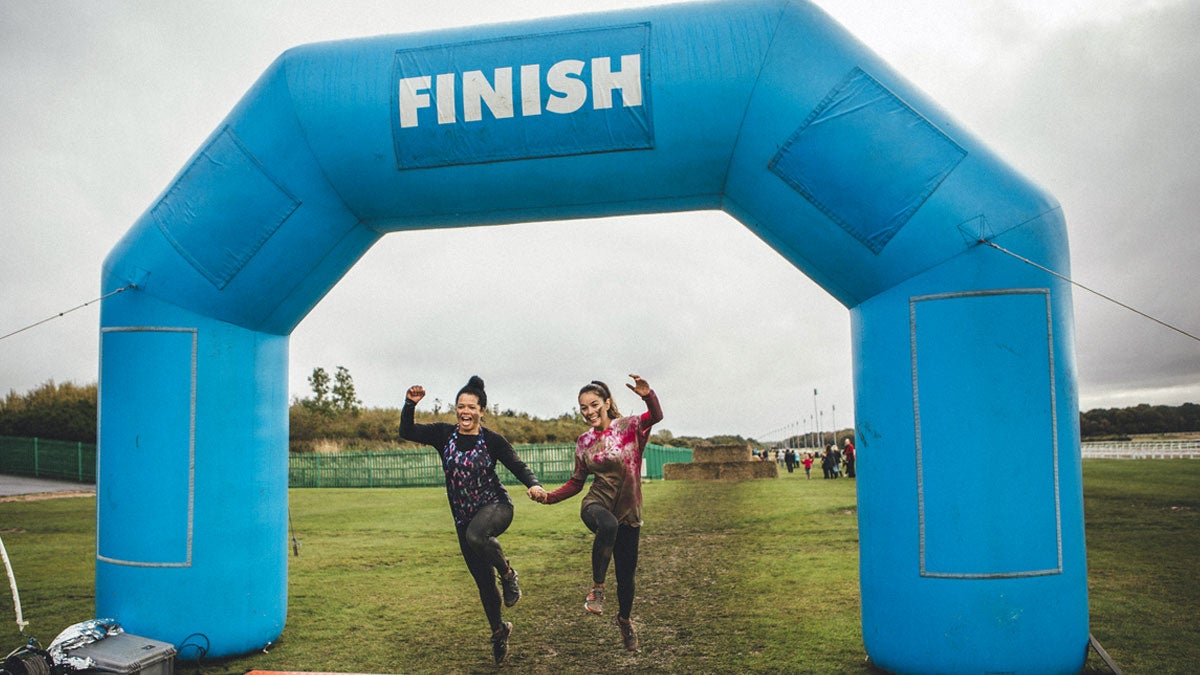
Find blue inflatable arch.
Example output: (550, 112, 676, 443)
(99, 0, 1088, 670)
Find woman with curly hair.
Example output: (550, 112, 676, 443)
(400, 375, 542, 664)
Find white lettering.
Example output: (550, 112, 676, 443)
(520, 64, 541, 116)
(399, 54, 643, 128)
(463, 67, 514, 122)
(436, 73, 456, 124)
(591, 54, 642, 109)
(545, 59, 587, 115)
(398, 76, 431, 128)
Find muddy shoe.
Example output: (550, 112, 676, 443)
(617, 616, 639, 652)
(584, 586, 605, 615)
(500, 568, 521, 607)
(491, 621, 512, 664)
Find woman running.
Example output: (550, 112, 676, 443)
(400, 375, 542, 664)
(528, 374, 663, 652)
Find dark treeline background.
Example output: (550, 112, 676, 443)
(1079, 402, 1200, 439)
(0, 380, 747, 450)
(3, 380, 1198, 445)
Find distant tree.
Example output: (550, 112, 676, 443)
(1079, 402, 1200, 438)
(304, 367, 333, 414)
(331, 365, 362, 413)
(0, 380, 97, 442)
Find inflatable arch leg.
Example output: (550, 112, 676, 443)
(99, 1, 1088, 670)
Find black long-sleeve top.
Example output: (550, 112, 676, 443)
(400, 400, 540, 527)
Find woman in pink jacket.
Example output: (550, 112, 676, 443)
(529, 374, 663, 652)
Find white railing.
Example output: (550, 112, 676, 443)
(1081, 439, 1200, 459)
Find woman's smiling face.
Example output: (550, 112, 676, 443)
(578, 391, 610, 430)
(456, 392, 483, 434)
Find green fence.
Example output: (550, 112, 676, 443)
(288, 443, 693, 488)
(0, 436, 96, 483)
(0, 436, 693, 489)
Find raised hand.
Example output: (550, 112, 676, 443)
(626, 373, 651, 397)
(406, 385, 426, 404)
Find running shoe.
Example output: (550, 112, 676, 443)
(617, 616, 639, 652)
(491, 621, 512, 664)
(500, 568, 521, 607)
(584, 586, 605, 615)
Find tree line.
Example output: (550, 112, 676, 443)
(4, 376, 1196, 445)
(1079, 402, 1200, 440)
(0, 373, 745, 450)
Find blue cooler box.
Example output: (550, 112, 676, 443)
(69, 633, 176, 675)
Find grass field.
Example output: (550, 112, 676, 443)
(1, 460, 1197, 673)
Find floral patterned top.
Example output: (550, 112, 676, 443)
(545, 392, 663, 527)
(400, 401, 540, 527)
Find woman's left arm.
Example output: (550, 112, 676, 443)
(626, 373, 663, 428)
(640, 390, 663, 428)
(489, 430, 541, 488)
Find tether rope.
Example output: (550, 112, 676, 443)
(0, 284, 135, 342)
(759, 242, 1198, 441)
(979, 239, 1199, 343)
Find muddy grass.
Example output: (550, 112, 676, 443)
(0, 490, 94, 503)
(200, 477, 869, 674)
(4, 462, 1196, 673)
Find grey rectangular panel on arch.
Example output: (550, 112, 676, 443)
(769, 68, 966, 254)
(910, 289, 1062, 579)
(97, 327, 196, 568)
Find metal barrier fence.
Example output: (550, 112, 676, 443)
(1080, 439, 1200, 460)
(0, 436, 96, 483)
(287, 443, 694, 488)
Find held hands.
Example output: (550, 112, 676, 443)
(406, 385, 425, 404)
(526, 485, 549, 504)
(626, 373, 652, 398)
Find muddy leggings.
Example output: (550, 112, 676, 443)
(456, 502, 513, 632)
(581, 502, 641, 620)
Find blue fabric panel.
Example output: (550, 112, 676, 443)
(912, 291, 1061, 577)
(391, 24, 653, 168)
(98, 329, 194, 566)
(152, 127, 301, 289)
(770, 68, 966, 253)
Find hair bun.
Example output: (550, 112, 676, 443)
(467, 375, 486, 391)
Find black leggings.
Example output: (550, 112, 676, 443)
(456, 502, 513, 632)
(581, 503, 641, 619)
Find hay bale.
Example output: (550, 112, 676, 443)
(663, 441, 778, 481)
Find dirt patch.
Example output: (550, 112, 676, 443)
(0, 490, 95, 503)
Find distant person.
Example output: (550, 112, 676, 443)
(400, 376, 544, 664)
(801, 452, 814, 479)
(843, 437, 856, 478)
(529, 374, 663, 652)
(784, 448, 796, 473)
(832, 444, 842, 478)
(822, 445, 835, 479)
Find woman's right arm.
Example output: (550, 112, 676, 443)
(399, 398, 420, 440)
(399, 385, 440, 447)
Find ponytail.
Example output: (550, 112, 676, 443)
(579, 380, 620, 419)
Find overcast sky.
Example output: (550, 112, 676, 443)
(2, 0, 1197, 440)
